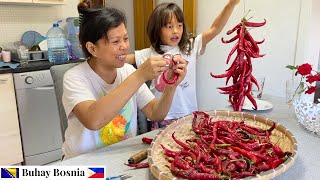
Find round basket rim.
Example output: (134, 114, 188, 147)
(148, 110, 298, 180)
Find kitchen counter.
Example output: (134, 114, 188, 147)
(0, 59, 85, 74)
(52, 95, 320, 180)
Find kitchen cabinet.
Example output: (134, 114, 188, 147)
(0, 73, 23, 165)
(0, 0, 65, 5)
(0, 0, 32, 2)
(33, 0, 65, 4)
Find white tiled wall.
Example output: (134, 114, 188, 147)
(0, 0, 79, 48)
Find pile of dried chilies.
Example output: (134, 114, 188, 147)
(211, 17, 266, 111)
(160, 111, 291, 179)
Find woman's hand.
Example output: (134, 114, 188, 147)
(136, 56, 169, 81)
(167, 55, 187, 86)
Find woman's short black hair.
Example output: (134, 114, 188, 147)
(78, 7, 127, 58)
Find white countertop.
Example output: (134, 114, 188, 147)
(52, 95, 320, 180)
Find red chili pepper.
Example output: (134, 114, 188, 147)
(244, 31, 260, 54)
(240, 125, 266, 136)
(231, 171, 256, 178)
(272, 144, 285, 157)
(165, 157, 174, 163)
(243, 18, 267, 27)
(124, 162, 149, 168)
(223, 160, 236, 173)
(226, 41, 239, 64)
(197, 162, 216, 174)
(267, 122, 276, 133)
(221, 34, 239, 43)
(228, 153, 246, 169)
(230, 146, 258, 164)
(141, 137, 153, 144)
(249, 151, 270, 161)
(160, 144, 179, 157)
(256, 38, 265, 44)
(173, 154, 190, 170)
(227, 23, 241, 35)
(250, 75, 260, 91)
(268, 158, 284, 169)
(170, 163, 194, 179)
(180, 151, 197, 162)
(209, 123, 218, 151)
(210, 69, 234, 79)
(162, 69, 179, 84)
(246, 93, 258, 110)
(161, 54, 179, 85)
(238, 26, 246, 52)
(244, 40, 265, 58)
(190, 170, 221, 180)
(217, 82, 240, 92)
(172, 132, 191, 151)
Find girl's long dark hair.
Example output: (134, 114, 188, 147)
(147, 3, 192, 55)
(77, 5, 127, 58)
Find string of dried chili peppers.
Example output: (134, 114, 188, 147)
(161, 54, 179, 85)
(211, 18, 267, 111)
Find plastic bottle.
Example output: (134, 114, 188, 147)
(46, 20, 69, 62)
(66, 17, 84, 59)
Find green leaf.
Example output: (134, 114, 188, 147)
(286, 65, 297, 70)
(295, 71, 299, 76)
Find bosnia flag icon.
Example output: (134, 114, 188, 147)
(1, 168, 19, 178)
(87, 167, 105, 178)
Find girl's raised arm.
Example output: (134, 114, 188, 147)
(202, 0, 240, 47)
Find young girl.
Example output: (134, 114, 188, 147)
(62, 7, 187, 160)
(126, 0, 240, 129)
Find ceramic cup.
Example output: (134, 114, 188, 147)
(1, 51, 11, 63)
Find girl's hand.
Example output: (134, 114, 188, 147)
(167, 55, 187, 86)
(137, 56, 169, 81)
(229, 0, 240, 6)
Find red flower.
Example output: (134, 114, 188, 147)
(297, 63, 312, 76)
(287, 62, 319, 96)
(306, 74, 320, 83)
(305, 86, 317, 94)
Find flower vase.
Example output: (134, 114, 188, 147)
(292, 94, 320, 135)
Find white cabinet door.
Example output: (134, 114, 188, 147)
(0, 74, 23, 165)
(33, 0, 65, 4)
(0, 0, 32, 3)
(0, 0, 65, 4)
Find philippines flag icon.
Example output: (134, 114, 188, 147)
(87, 167, 105, 178)
(1, 168, 19, 178)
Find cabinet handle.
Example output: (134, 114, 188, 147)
(0, 78, 8, 82)
(33, 86, 54, 90)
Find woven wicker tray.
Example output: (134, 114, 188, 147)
(148, 110, 298, 180)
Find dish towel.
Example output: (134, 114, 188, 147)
(0, 61, 20, 69)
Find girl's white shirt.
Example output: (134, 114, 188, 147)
(135, 34, 205, 120)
